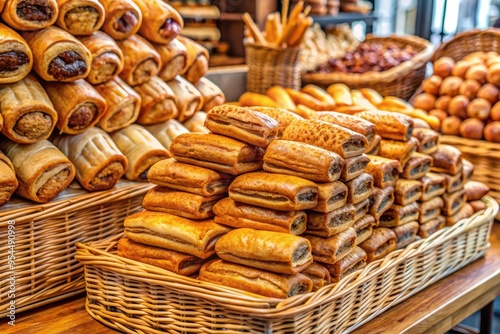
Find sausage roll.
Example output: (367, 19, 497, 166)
(56, 0, 104, 36)
(464, 181, 490, 201)
(99, 0, 142, 41)
(133, 76, 178, 125)
(462, 159, 474, 182)
(248, 106, 303, 137)
(117, 238, 206, 276)
(229, 172, 318, 211)
(118, 34, 161, 86)
(326, 246, 367, 283)
(316, 111, 376, 145)
(394, 179, 422, 206)
(400, 152, 433, 180)
(199, 259, 313, 299)
(353, 215, 375, 245)
(378, 137, 419, 169)
(340, 154, 370, 182)
(78, 31, 124, 85)
(0, 23, 33, 84)
(178, 36, 209, 85)
(359, 227, 397, 263)
(205, 105, 279, 147)
(417, 197, 444, 224)
(305, 204, 356, 237)
(305, 228, 357, 264)
(378, 202, 420, 228)
(430, 145, 463, 175)
(412, 128, 439, 155)
(213, 198, 307, 235)
(148, 158, 233, 196)
(442, 189, 467, 216)
(142, 187, 224, 220)
(282, 119, 368, 159)
(365, 134, 381, 155)
(0, 139, 75, 203)
(0, 150, 18, 206)
(44, 79, 106, 135)
(365, 155, 400, 188)
(264, 140, 345, 182)
(355, 110, 414, 142)
(369, 186, 395, 220)
(346, 173, 374, 204)
(52, 127, 127, 191)
(170, 133, 263, 175)
(440, 172, 465, 193)
(446, 204, 474, 226)
(312, 181, 348, 213)
(22, 27, 91, 82)
(132, 0, 183, 45)
(111, 124, 171, 181)
(166, 75, 203, 122)
(182, 111, 209, 133)
(215, 228, 313, 275)
(144, 119, 188, 149)
(418, 216, 445, 238)
(421, 172, 446, 201)
(393, 221, 419, 249)
(2, 0, 58, 30)
(124, 211, 231, 259)
(353, 198, 370, 221)
(155, 38, 188, 82)
(94, 77, 141, 132)
(301, 263, 331, 291)
(196, 77, 226, 113)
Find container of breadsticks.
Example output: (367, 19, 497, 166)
(243, 0, 313, 94)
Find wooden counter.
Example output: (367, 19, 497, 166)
(3, 223, 500, 334)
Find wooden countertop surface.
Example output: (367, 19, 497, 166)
(3, 223, 500, 334)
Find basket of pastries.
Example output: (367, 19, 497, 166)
(76, 100, 497, 333)
(302, 34, 434, 100)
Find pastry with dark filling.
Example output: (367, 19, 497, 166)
(400, 152, 433, 180)
(301, 263, 331, 291)
(118, 34, 161, 86)
(2, 0, 58, 30)
(359, 227, 397, 262)
(412, 128, 439, 155)
(196, 77, 226, 113)
(353, 215, 376, 245)
(155, 38, 188, 82)
(418, 216, 445, 238)
(439, 172, 464, 193)
(446, 203, 474, 226)
(305, 228, 357, 264)
(441, 189, 467, 216)
(178, 35, 209, 85)
(462, 159, 474, 182)
(0, 150, 18, 206)
(365, 134, 381, 155)
(378, 137, 419, 169)
(421, 172, 446, 201)
(369, 186, 395, 220)
(0, 23, 33, 84)
(353, 198, 370, 221)
(394, 179, 422, 206)
(417, 197, 444, 224)
(340, 154, 370, 182)
(379, 202, 420, 227)
(430, 145, 463, 175)
(393, 221, 419, 249)
(305, 204, 356, 237)
(365, 155, 400, 188)
(312, 181, 348, 213)
(355, 110, 414, 142)
(166, 75, 203, 122)
(99, 0, 142, 41)
(133, 75, 178, 125)
(132, 0, 183, 45)
(346, 173, 374, 204)
(326, 246, 367, 283)
(56, 0, 104, 35)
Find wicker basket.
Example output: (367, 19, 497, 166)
(301, 34, 434, 100)
(0, 182, 153, 317)
(431, 28, 500, 61)
(245, 43, 301, 94)
(75, 196, 497, 334)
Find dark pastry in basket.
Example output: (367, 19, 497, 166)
(411, 128, 439, 155)
(0, 139, 75, 203)
(178, 36, 208, 85)
(365, 155, 400, 188)
(306, 204, 356, 237)
(430, 145, 463, 175)
(155, 38, 188, 82)
(378, 137, 419, 169)
(171, 133, 263, 175)
(282, 119, 368, 159)
(199, 259, 313, 299)
(117, 238, 207, 276)
(56, 0, 104, 35)
(355, 110, 414, 142)
(229, 172, 318, 211)
(99, 0, 142, 40)
(215, 228, 313, 275)
(365, 134, 381, 155)
(1, 0, 58, 30)
(264, 140, 345, 182)
(421, 173, 446, 201)
(249, 107, 303, 137)
(326, 246, 368, 283)
(133, 76, 178, 125)
(315, 111, 376, 144)
(439, 172, 465, 193)
(346, 173, 374, 204)
(117, 34, 161, 86)
(369, 186, 395, 220)
(353, 215, 376, 245)
(446, 203, 474, 226)
(0, 23, 33, 84)
(0, 150, 18, 206)
(464, 181, 490, 201)
(144, 119, 188, 150)
(400, 152, 433, 180)
(394, 179, 422, 206)
(378, 202, 419, 227)
(166, 75, 203, 122)
(462, 159, 474, 182)
(312, 181, 348, 213)
(52, 127, 128, 192)
(417, 197, 444, 224)
(441, 189, 467, 216)
(305, 228, 357, 265)
(0, 75, 57, 144)
(353, 198, 370, 221)
(393, 221, 419, 249)
(418, 216, 445, 238)
(43, 79, 107, 135)
(212, 198, 307, 235)
(205, 105, 279, 147)
(359, 227, 397, 263)
(94, 77, 141, 132)
(301, 263, 331, 291)
(340, 154, 370, 182)
(22, 27, 91, 82)
(196, 78, 226, 113)
(124, 211, 231, 259)
(110, 124, 171, 181)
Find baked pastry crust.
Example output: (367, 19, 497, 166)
(353, 198, 370, 221)
(305, 204, 356, 237)
(379, 202, 420, 227)
(155, 38, 188, 82)
(144, 119, 188, 149)
(393, 221, 419, 249)
(196, 77, 226, 113)
(378, 137, 419, 169)
(446, 203, 474, 226)
(133, 75, 178, 125)
(326, 246, 367, 283)
(355, 110, 414, 141)
(312, 181, 348, 213)
(400, 152, 433, 180)
(439, 172, 465, 193)
(462, 159, 474, 182)
(369, 186, 395, 220)
(178, 35, 209, 85)
(132, 0, 183, 44)
(2, 0, 58, 30)
(0, 150, 18, 206)
(464, 181, 490, 201)
(99, 0, 142, 40)
(418, 216, 445, 238)
(56, 0, 105, 36)
(166, 75, 204, 122)
(412, 128, 439, 155)
(430, 145, 463, 175)
(0, 23, 33, 84)
(359, 227, 396, 263)
(305, 228, 357, 265)
(340, 154, 370, 182)
(365, 155, 400, 188)
(365, 134, 381, 155)
(441, 189, 467, 216)
(394, 179, 422, 206)
(248, 107, 303, 137)
(421, 172, 446, 201)
(316, 111, 376, 144)
(301, 263, 331, 291)
(353, 215, 376, 245)
(417, 197, 444, 224)
(346, 173, 374, 204)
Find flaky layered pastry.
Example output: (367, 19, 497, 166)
(440, 172, 465, 193)
(417, 197, 444, 224)
(144, 119, 188, 149)
(56, 0, 105, 36)
(248, 107, 303, 137)
(325, 246, 367, 283)
(0, 23, 33, 84)
(412, 128, 439, 155)
(462, 159, 474, 182)
(178, 36, 209, 84)
(53, 127, 127, 191)
(346, 173, 374, 204)
(365, 155, 400, 188)
(353, 198, 370, 221)
(264, 140, 345, 182)
(418, 216, 445, 238)
(355, 110, 414, 142)
(117, 34, 161, 86)
(393, 221, 419, 249)
(430, 145, 463, 175)
(215, 228, 313, 275)
(400, 152, 433, 180)
(213, 198, 307, 235)
(316, 111, 376, 144)
(359, 227, 397, 263)
(446, 204, 474, 226)
(305, 228, 357, 265)
(365, 134, 381, 155)
(378, 202, 420, 227)
(183, 111, 209, 133)
(441, 189, 467, 216)
(394, 179, 422, 206)
(340, 154, 370, 182)
(305, 204, 356, 237)
(421, 172, 446, 201)
(282, 119, 368, 158)
(0, 150, 18, 206)
(99, 0, 142, 40)
(353, 215, 376, 246)
(196, 77, 226, 112)
(133, 75, 178, 124)
(229, 172, 318, 211)
(312, 181, 348, 213)
(155, 38, 188, 82)
(464, 181, 490, 201)
(166, 75, 204, 122)
(301, 263, 331, 291)
(2, 0, 58, 31)
(132, 0, 183, 44)
(369, 186, 395, 220)
(378, 137, 419, 169)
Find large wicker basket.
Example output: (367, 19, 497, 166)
(75, 197, 497, 334)
(301, 34, 434, 100)
(0, 182, 153, 317)
(431, 28, 500, 61)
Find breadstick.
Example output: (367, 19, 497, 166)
(265, 12, 280, 44)
(289, 16, 313, 47)
(303, 5, 311, 16)
(282, 0, 290, 26)
(242, 13, 266, 45)
(279, 13, 302, 46)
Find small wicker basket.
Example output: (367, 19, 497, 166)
(245, 43, 301, 94)
(302, 34, 434, 100)
(75, 197, 497, 334)
(431, 28, 500, 61)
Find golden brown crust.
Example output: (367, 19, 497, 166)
(464, 181, 489, 201)
(446, 204, 474, 226)
(312, 181, 348, 213)
(394, 179, 422, 206)
(340, 154, 370, 182)
(248, 107, 303, 137)
(393, 221, 419, 249)
(400, 152, 433, 180)
(155, 38, 188, 82)
(417, 197, 444, 223)
(346, 173, 374, 204)
(369, 186, 395, 219)
(166, 75, 203, 122)
(365, 155, 400, 188)
(2, 0, 58, 30)
(430, 145, 463, 175)
(359, 227, 396, 262)
(365, 134, 381, 155)
(132, 0, 183, 45)
(316, 111, 376, 144)
(379, 202, 420, 227)
(178, 35, 209, 85)
(378, 137, 419, 169)
(412, 128, 439, 155)
(0, 23, 33, 84)
(305, 228, 357, 264)
(355, 110, 414, 141)
(99, 0, 142, 40)
(353, 215, 375, 245)
(421, 172, 446, 201)
(196, 77, 225, 112)
(440, 172, 465, 193)
(325, 246, 367, 283)
(56, 0, 105, 36)
(462, 159, 474, 182)
(133, 75, 178, 125)
(305, 204, 356, 237)
(441, 189, 467, 216)
(144, 119, 188, 149)
(418, 216, 445, 238)
(301, 263, 331, 291)
(0, 150, 18, 206)
(353, 198, 370, 221)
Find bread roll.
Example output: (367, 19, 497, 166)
(378, 137, 419, 168)
(327, 83, 352, 106)
(484, 122, 500, 142)
(419, 216, 445, 238)
(353, 198, 370, 221)
(464, 181, 489, 201)
(434, 95, 451, 110)
(99, 0, 142, 40)
(476, 83, 499, 104)
(144, 119, 188, 149)
(422, 75, 442, 95)
(131, 0, 183, 44)
(56, 0, 105, 36)
(177, 36, 209, 85)
(182, 111, 209, 133)
(421, 172, 446, 201)
(446, 204, 473, 226)
(462, 159, 474, 182)
(430, 145, 463, 175)
(487, 63, 500, 85)
(448, 95, 469, 119)
(369, 186, 395, 220)
(417, 197, 443, 224)
(439, 76, 463, 96)
(400, 152, 432, 180)
(265, 86, 297, 112)
(360, 88, 383, 106)
(433, 57, 455, 77)
(412, 128, 439, 155)
(467, 98, 491, 120)
(442, 189, 466, 216)
(306, 204, 356, 237)
(459, 118, 484, 140)
(316, 111, 376, 144)
(2, 0, 58, 30)
(441, 116, 461, 136)
(394, 179, 422, 206)
(341, 154, 370, 182)
(393, 221, 419, 249)
(412, 93, 436, 112)
(458, 79, 481, 99)
(378, 202, 419, 228)
(365, 155, 400, 188)
(491, 101, 500, 121)
(346, 173, 374, 204)
(166, 75, 203, 122)
(312, 181, 348, 213)
(248, 107, 302, 137)
(355, 110, 414, 142)
(452, 60, 471, 78)
(196, 77, 226, 113)
(301, 263, 331, 291)
(465, 64, 488, 84)
(302, 85, 336, 110)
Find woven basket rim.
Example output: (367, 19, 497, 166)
(439, 135, 500, 156)
(76, 196, 498, 319)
